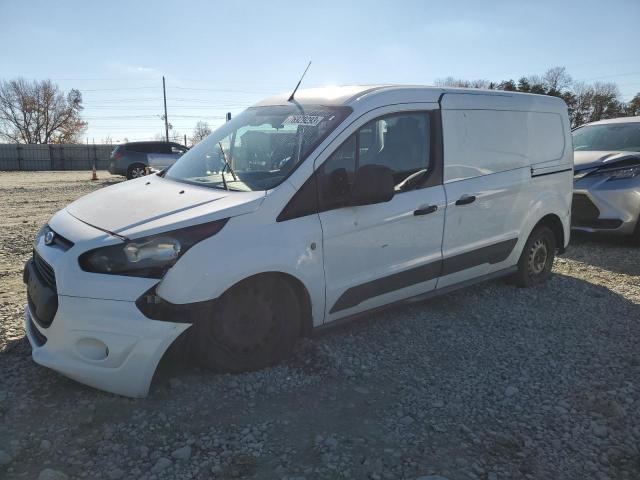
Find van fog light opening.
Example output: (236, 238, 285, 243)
(76, 338, 109, 361)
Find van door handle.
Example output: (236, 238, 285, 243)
(455, 195, 476, 206)
(414, 205, 438, 216)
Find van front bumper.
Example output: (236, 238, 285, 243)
(572, 176, 640, 235)
(24, 295, 191, 398)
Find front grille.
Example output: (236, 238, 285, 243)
(33, 251, 56, 288)
(571, 193, 600, 224)
(26, 307, 47, 346)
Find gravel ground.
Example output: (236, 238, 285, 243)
(0, 170, 639, 480)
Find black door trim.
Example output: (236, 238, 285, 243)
(440, 237, 518, 276)
(329, 237, 518, 313)
(531, 167, 573, 178)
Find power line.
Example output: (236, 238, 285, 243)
(576, 71, 640, 81)
(79, 86, 158, 92)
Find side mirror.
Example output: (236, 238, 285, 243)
(351, 164, 395, 206)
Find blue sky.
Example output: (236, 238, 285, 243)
(1, 0, 639, 143)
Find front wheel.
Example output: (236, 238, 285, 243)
(127, 163, 147, 180)
(191, 275, 302, 373)
(512, 225, 556, 287)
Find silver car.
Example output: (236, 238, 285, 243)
(108, 141, 188, 180)
(572, 116, 640, 243)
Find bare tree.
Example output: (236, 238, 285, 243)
(590, 82, 624, 122)
(190, 121, 212, 146)
(627, 92, 640, 117)
(543, 67, 573, 94)
(434, 77, 491, 89)
(570, 81, 594, 127)
(0, 78, 87, 144)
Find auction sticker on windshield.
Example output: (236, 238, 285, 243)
(283, 115, 326, 126)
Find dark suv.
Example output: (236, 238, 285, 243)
(108, 141, 189, 179)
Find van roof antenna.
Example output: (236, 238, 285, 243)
(288, 61, 312, 102)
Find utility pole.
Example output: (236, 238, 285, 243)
(163, 76, 169, 143)
(184, 134, 187, 147)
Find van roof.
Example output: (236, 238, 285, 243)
(581, 116, 640, 127)
(253, 84, 564, 108)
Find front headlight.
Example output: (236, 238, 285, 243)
(591, 165, 640, 181)
(79, 218, 228, 278)
(33, 224, 50, 248)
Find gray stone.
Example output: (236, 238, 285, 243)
(38, 470, 69, 480)
(592, 424, 608, 438)
(400, 416, 414, 426)
(107, 469, 124, 480)
(505, 386, 519, 397)
(40, 440, 52, 450)
(151, 457, 172, 473)
(171, 445, 192, 460)
(0, 450, 11, 465)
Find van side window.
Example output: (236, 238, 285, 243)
(318, 135, 356, 211)
(359, 113, 430, 185)
(318, 112, 431, 212)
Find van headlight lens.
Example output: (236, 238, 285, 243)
(79, 219, 228, 278)
(593, 165, 640, 181)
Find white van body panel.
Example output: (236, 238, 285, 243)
(24, 85, 573, 397)
(311, 103, 445, 321)
(157, 181, 327, 327)
(438, 92, 572, 287)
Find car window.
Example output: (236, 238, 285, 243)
(318, 112, 431, 212)
(573, 123, 640, 152)
(165, 105, 351, 191)
(318, 135, 357, 211)
(154, 143, 171, 154)
(171, 145, 186, 154)
(126, 144, 146, 153)
(359, 113, 430, 185)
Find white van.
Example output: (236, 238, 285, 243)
(24, 86, 573, 397)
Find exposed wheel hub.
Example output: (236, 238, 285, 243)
(528, 239, 548, 275)
(130, 167, 146, 178)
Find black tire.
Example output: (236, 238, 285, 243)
(126, 163, 147, 180)
(512, 225, 556, 287)
(631, 218, 640, 246)
(191, 275, 302, 373)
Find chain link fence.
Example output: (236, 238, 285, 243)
(0, 144, 114, 171)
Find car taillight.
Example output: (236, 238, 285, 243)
(113, 152, 122, 161)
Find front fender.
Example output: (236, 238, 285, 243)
(156, 209, 326, 327)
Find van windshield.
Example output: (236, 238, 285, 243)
(165, 105, 351, 191)
(573, 123, 640, 152)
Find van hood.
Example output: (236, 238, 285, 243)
(66, 175, 265, 237)
(574, 150, 640, 172)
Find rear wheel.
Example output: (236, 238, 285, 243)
(191, 275, 302, 373)
(512, 225, 556, 287)
(127, 163, 147, 180)
(631, 217, 640, 246)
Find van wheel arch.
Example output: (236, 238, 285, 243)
(254, 272, 313, 337)
(533, 214, 565, 254)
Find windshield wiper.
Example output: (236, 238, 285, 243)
(217, 141, 238, 190)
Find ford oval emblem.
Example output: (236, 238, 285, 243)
(44, 231, 55, 245)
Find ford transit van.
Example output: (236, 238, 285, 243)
(24, 85, 573, 397)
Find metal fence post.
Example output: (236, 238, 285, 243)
(16, 144, 22, 171)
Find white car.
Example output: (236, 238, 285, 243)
(24, 85, 573, 397)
